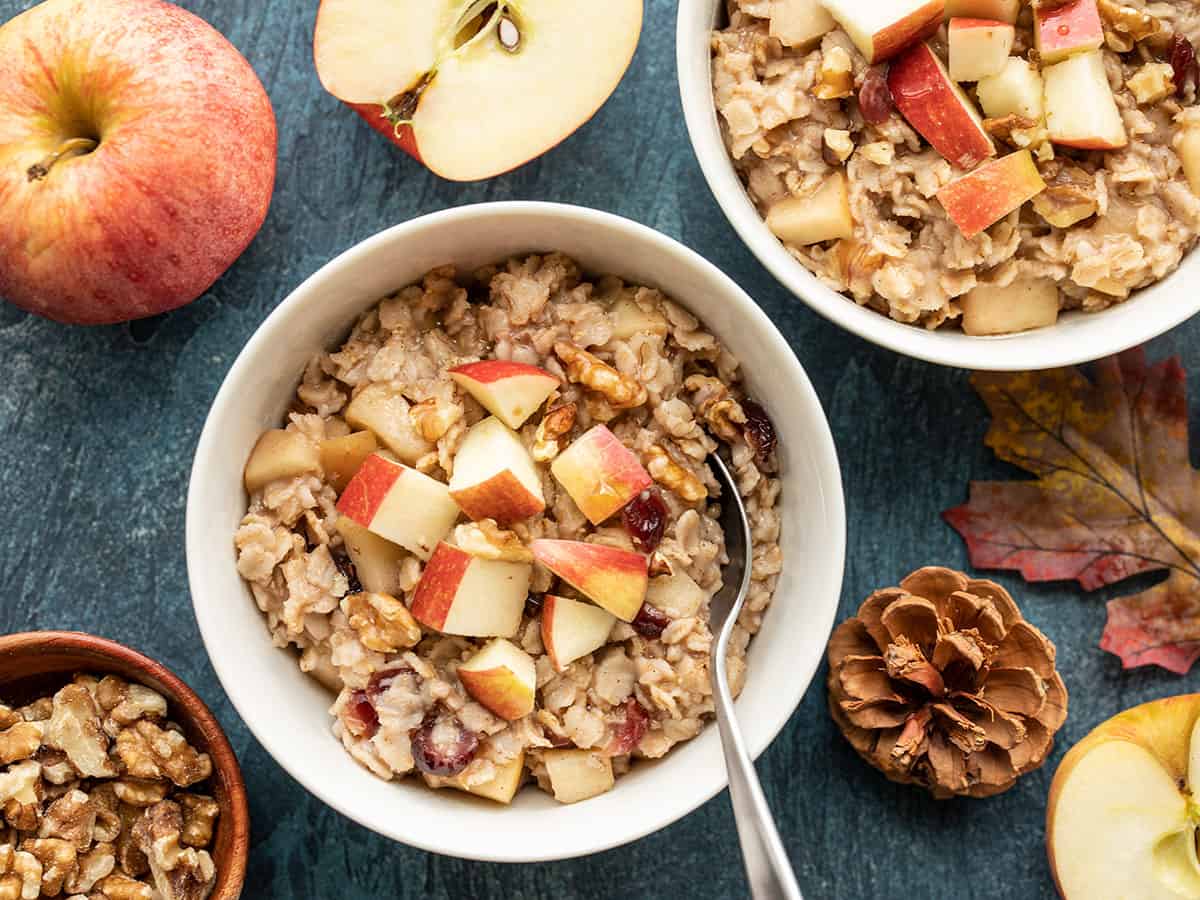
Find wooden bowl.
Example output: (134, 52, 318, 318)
(0, 631, 249, 898)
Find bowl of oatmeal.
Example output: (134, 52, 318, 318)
(186, 202, 844, 861)
(679, 0, 1200, 370)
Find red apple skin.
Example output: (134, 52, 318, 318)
(451, 471, 545, 524)
(457, 667, 533, 720)
(530, 539, 648, 622)
(335, 453, 402, 525)
(410, 542, 473, 630)
(937, 150, 1046, 237)
(0, 0, 277, 324)
(873, 0, 944, 61)
(449, 360, 557, 384)
(1036, 0, 1103, 63)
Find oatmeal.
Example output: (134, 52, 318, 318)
(712, 0, 1200, 334)
(234, 254, 782, 805)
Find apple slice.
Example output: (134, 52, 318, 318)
(1044, 50, 1128, 150)
(1047, 695, 1200, 899)
(976, 57, 1044, 121)
(313, 0, 643, 182)
(646, 571, 707, 619)
(457, 639, 536, 720)
(449, 417, 545, 523)
(944, 0, 1018, 23)
(888, 42, 995, 169)
(445, 750, 525, 804)
(961, 278, 1060, 335)
(948, 18, 1014, 82)
(541, 594, 617, 672)
(335, 452, 460, 560)
(937, 149, 1046, 238)
(1035, 0, 1103, 65)
(449, 361, 559, 430)
(769, 0, 836, 49)
(1178, 128, 1200, 196)
(320, 431, 379, 493)
(820, 0, 945, 63)
(411, 542, 531, 637)
(244, 430, 320, 493)
(529, 540, 648, 622)
(344, 383, 433, 464)
(542, 749, 615, 804)
(765, 172, 854, 247)
(550, 425, 653, 525)
(335, 517, 405, 594)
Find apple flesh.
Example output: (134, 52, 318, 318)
(321, 431, 379, 493)
(457, 639, 536, 720)
(550, 425, 652, 525)
(765, 172, 854, 246)
(937, 149, 1046, 238)
(449, 417, 545, 524)
(541, 594, 616, 672)
(820, 0, 945, 63)
(448, 360, 559, 430)
(335, 452, 460, 560)
(542, 749, 615, 803)
(410, 541, 531, 637)
(948, 18, 1014, 82)
(976, 57, 1045, 121)
(529, 539, 648, 622)
(645, 571, 707, 619)
(609, 294, 669, 341)
(961, 278, 1060, 335)
(1035, 0, 1103, 65)
(944, 0, 1018, 23)
(769, 0, 836, 49)
(1178, 128, 1200, 196)
(244, 430, 320, 493)
(1044, 50, 1128, 150)
(344, 384, 434, 464)
(335, 517, 406, 594)
(313, 0, 644, 181)
(445, 750, 525, 804)
(1047, 695, 1200, 899)
(888, 42, 995, 169)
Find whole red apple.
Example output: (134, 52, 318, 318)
(0, 0, 277, 324)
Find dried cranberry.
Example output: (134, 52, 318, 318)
(632, 603, 671, 640)
(858, 65, 894, 125)
(605, 698, 650, 756)
(344, 690, 379, 739)
(622, 489, 668, 553)
(366, 666, 415, 701)
(332, 549, 363, 595)
(1172, 33, 1199, 96)
(410, 716, 479, 777)
(742, 400, 778, 462)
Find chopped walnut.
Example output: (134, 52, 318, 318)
(133, 802, 217, 900)
(342, 592, 423, 653)
(532, 402, 577, 462)
(823, 128, 854, 165)
(859, 141, 894, 165)
(89, 787, 121, 844)
(0, 724, 42, 766)
(1032, 162, 1099, 228)
(684, 374, 746, 443)
(18, 700, 52, 724)
(111, 780, 170, 809)
(34, 749, 76, 787)
(113, 722, 212, 788)
(38, 790, 95, 851)
(1127, 62, 1176, 104)
(20, 837, 75, 896)
(554, 343, 647, 409)
(113, 803, 148, 878)
(95, 678, 168, 738)
(1098, 0, 1162, 51)
(644, 446, 708, 503)
(176, 795, 218, 849)
(63, 842, 115, 894)
(95, 873, 153, 900)
(44, 686, 116, 779)
(410, 396, 463, 442)
(0, 710, 19, 732)
(983, 114, 1047, 151)
(814, 46, 854, 100)
(0, 845, 41, 900)
(452, 520, 533, 563)
(0, 763, 40, 833)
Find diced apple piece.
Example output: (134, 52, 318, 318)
(1126, 62, 1176, 106)
(820, 0, 945, 63)
(1044, 50, 1128, 150)
(609, 294, 668, 341)
(335, 452, 459, 560)
(542, 749, 615, 804)
(944, 0, 1018, 24)
(1177, 127, 1200, 196)
(457, 639, 536, 720)
(411, 542, 531, 637)
(541, 594, 616, 672)
(961, 279, 1060, 335)
(888, 42, 995, 169)
(765, 172, 854, 247)
(320, 430, 378, 493)
(445, 751, 525, 804)
(937, 149, 1046, 237)
(449, 417, 545, 524)
(344, 383, 433, 464)
(335, 517, 405, 594)
(448, 361, 560, 430)
(976, 57, 1044, 121)
(769, 0, 836, 49)
(550, 425, 652, 525)
(243, 430, 320, 493)
(948, 18, 1014, 82)
(645, 571, 707, 619)
(1035, 0, 1103, 65)
(529, 540, 648, 622)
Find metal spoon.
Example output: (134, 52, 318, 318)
(708, 453, 803, 900)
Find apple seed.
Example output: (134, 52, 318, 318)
(498, 16, 521, 52)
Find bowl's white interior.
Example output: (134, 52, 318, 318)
(677, 0, 1200, 371)
(186, 202, 845, 862)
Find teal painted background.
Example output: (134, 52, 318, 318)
(2, 0, 1199, 896)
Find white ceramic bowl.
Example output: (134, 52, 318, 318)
(186, 202, 845, 861)
(677, 0, 1200, 371)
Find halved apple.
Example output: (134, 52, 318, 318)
(944, 0, 1018, 23)
(445, 750, 525, 804)
(336, 517, 406, 594)
(550, 425, 652, 525)
(765, 172, 854, 247)
(948, 18, 1014, 82)
(335, 452, 460, 560)
(1044, 50, 1128, 150)
(1035, 0, 1103, 65)
(961, 278, 1060, 335)
(457, 638, 536, 720)
(976, 56, 1044, 121)
(244, 430, 320, 493)
(449, 360, 559, 430)
(820, 0, 945, 63)
(344, 383, 434, 464)
(313, 0, 644, 181)
(542, 748, 615, 803)
(937, 149, 1046, 238)
(769, 0, 836, 49)
(320, 430, 379, 493)
(541, 594, 616, 672)
(449, 417, 545, 523)
(529, 539, 647, 622)
(411, 541, 531, 637)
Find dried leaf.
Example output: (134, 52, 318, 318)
(944, 349, 1200, 674)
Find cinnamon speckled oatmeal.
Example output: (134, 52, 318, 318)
(233, 254, 781, 805)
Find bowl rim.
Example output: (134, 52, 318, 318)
(186, 200, 846, 861)
(675, 0, 1200, 371)
(0, 630, 250, 898)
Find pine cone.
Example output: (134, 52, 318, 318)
(827, 566, 1068, 798)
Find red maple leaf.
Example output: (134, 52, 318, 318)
(943, 348, 1200, 674)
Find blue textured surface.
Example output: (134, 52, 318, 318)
(2, 0, 1200, 897)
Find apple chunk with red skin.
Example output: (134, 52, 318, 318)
(530, 540, 648, 622)
(1044, 50, 1128, 150)
(542, 594, 617, 672)
(313, 0, 643, 181)
(1035, 0, 1103, 65)
(888, 42, 995, 169)
(449, 417, 545, 524)
(449, 361, 559, 430)
(411, 542, 531, 637)
(944, 0, 1018, 23)
(937, 149, 1046, 238)
(550, 425, 652, 525)
(335, 452, 460, 560)
(457, 639, 536, 720)
(948, 18, 1014, 82)
(0, 0, 277, 324)
(820, 0, 945, 63)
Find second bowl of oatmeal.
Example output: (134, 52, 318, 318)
(678, 0, 1200, 370)
(186, 202, 844, 861)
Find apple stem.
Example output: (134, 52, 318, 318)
(26, 137, 98, 183)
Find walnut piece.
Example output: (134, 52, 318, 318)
(1127, 62, 1176, 104)
(96, 677, 168, 738)
(342, 592, 423, 653)
(823, 128, 854, 164)
(554, 343, 647, 409)
(1032, 162, 1098, 228)
(63, 842, 115, 894)
(983, 114, 1047, 151)
(0, 845, 41, 900)
(18, 700, 52, 724)
(644, 446, 708, 503)
(1098, 0, 1162, 50)
(38, 790, 95, 851)
(0, 763, 40, 833)
(176, 795, 219, 849)
(410, 396, 463, 443)
(0, 725, 42, 767)
(532, 402, 577, 462)
(35, 749, 77, 786)
(44, 686, 116, 779)
(814, 46, 854, 100)
(95, 873, 153, 900)
(451, 520, 534, 563)
(684, 374, 745, 444)
(133, 802, 217, 900)
(0, 710, 19, 732)
(112, 779, 170, 809)
(114, 722, 212, 788)
(20, 837, 75, 896)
